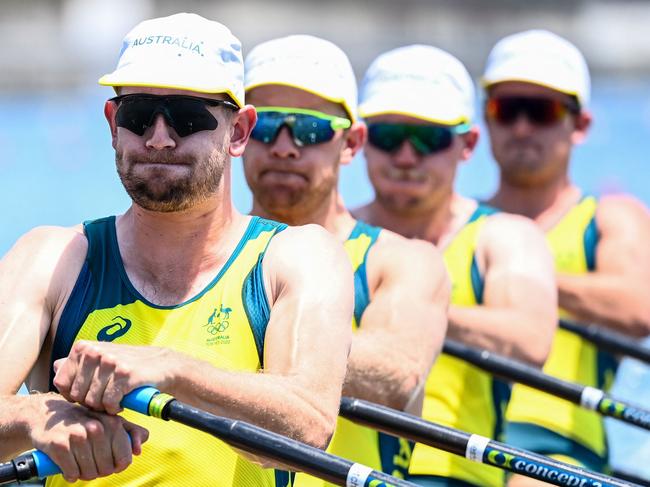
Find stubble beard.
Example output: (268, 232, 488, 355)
(116, 146, 228, 213)
(254, 167, 338, 224)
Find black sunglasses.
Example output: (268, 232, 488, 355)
(109, 94, 239, 137)
(486, 96, 580, 126)
(367, 123, 469, 155)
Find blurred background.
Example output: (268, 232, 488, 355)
(1, 0, 650, 481)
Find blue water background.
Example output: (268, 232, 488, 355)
(1, 79, 650, 477)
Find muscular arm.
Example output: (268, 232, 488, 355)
(0, 227, 84, 459)
(448, 214, 558, 366)
(0, 228, 147, 484)
(557, 195, 650, 336)
(55, 225, 354, 450)
(343, 236, 449, 412)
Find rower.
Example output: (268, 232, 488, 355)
(482, 29, 650, 483)
(0, 13, 354, 486)
(242, 35, 450, 485)
(355, 45, 558, 487)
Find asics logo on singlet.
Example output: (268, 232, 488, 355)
(97, 316, 132, 342)
(204, 305, 232, 335)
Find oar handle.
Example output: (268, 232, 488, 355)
(21, 387, 160, 479)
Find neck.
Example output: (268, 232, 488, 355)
(118, 182, 243, 277)
(489, 174, 580, 220)
(252, 190, 356, 241)
(358, 193, 475, 246)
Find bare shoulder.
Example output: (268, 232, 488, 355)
(373, 228, 443, 269)
(262, 223, 353, 299)
(266, 223, 349, 263)
(2, 225, 87, 271)
(0, 225, 88, 317)
(367, 228, 448, 295)
(481, 212, 546, 249)
(597, 194, 650, 230)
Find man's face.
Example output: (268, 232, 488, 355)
(243, 85, 354, 220)
(108, 87, 236, 212)
(364, 114, 472, 215)
(485, 81, 588, 188)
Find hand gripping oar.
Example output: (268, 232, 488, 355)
(339, 397, 638, 487)
(443, 339, 650, 432)
(0, 387, 416, 487)
(559, 319, 650, 365)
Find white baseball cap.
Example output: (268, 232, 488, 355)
(482, 29, 590, 107)
(358, 45, 475, 127)
(99, 13, 245, 107)
(244, 35, 358, 122)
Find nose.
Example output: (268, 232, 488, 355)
(145, 114, 177, 150)
(269, 125, 300, 159)
(392, 140, 420, 168)
(509, 113, 536, 138)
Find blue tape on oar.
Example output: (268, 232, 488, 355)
(28, 387, 160, 478)
(31, 450, 59, 478)
(120, 386, 160, 416)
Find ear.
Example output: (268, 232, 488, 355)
(340, 121, 368, 166)
(571, 110, 592, 145)
(229, 105, 257, 157)
(104, 100, 119, 149)
(459, 125, 480, 162)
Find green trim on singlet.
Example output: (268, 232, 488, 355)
(348, 220, 382, 327)
(242, 219, 287, 366)
(467, 204, 498, 305)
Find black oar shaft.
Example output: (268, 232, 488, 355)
(560, 319, 650, 365)
(340, 398, 636, 487)
(162, 400, 415, 487)
(442, 339, 650, 432)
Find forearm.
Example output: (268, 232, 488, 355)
(343, 331, 434, 411)
(167, 356, 338, 449)
(557, 273, 650, 336)
(448, 305, 555, 366)
(0, 394, 37, 460)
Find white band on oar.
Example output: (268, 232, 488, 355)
(580, 386, 605, 410)
(346, 463, 372, 486)
(465, 434, 491, 463)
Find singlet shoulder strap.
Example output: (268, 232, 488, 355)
(469, 204, 499, 304)
(468, 202, 500, 223)
(50, 216, 122, 390)
(580, 195, 599, 271)
(242, 217, 288, 366)
(346, 220, 383, 327)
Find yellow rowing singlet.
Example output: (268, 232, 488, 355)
(295, 220, 409, 486)
(47, 215, 291, 487)
(506, 196, 616, 468)
(409, 205, 509, 487)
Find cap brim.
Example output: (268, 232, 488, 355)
(99, 64, 244, 107)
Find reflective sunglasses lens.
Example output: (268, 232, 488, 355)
(368, 124, 408, 152)
(368, 124, 454, 155)
(488, 97, 569, 126)
(115, 97, 155, 136)
(410, 126, 454, 154)
(251, 112, 285, 144)
(292, 115, 335, 146)
(114, 96, 219, 137)
(165, 97, 219, 137)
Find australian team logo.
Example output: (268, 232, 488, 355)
(204, 305, 233, 345)
(97, 316, 132, 342)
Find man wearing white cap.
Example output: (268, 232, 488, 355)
(355, 45, 557, 486)
(0, 13, 354, 486)
(242, 35, 450, 485)
(482, 30, 650, 482)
